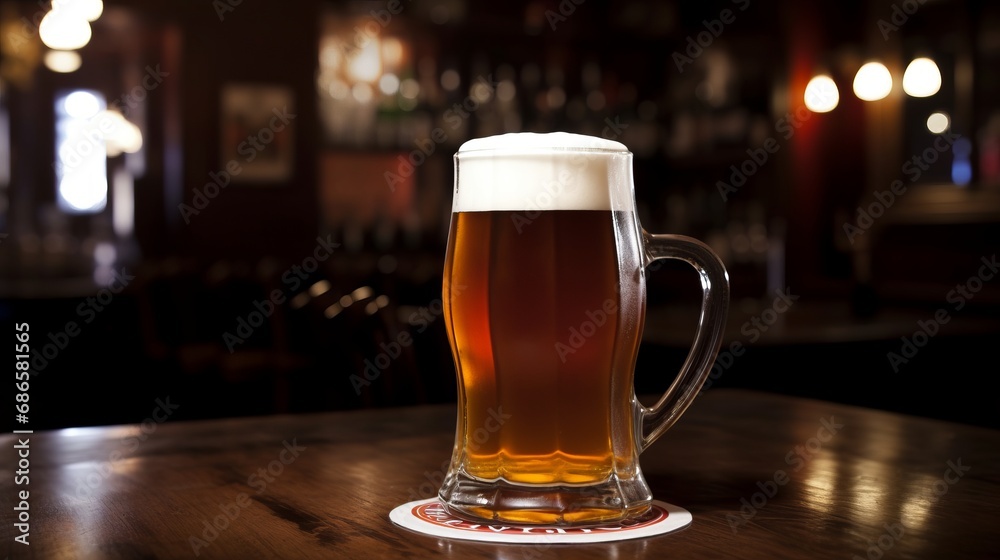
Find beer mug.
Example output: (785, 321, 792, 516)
(438, 132, 729, 525)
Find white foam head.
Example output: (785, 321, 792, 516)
(453, 132, 635, 212)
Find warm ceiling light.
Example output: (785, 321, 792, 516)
(52, 0, 103, 21)
(44, 50, 82, 73)
(903, 58, 942, 97)
(853, 62, 893, 101)
(79, 0, 104, 21)
(39, 9, 92, 50)
(804, 75, 839, 113)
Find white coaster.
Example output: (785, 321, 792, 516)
(389, 498, 691, 544)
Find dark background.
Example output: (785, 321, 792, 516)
(2, 0, 998, 431)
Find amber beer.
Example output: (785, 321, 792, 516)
(439, 132, 729, 526)
(443, 209, 642, 484)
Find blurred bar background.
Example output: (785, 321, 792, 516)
(1, 0, 998, 430)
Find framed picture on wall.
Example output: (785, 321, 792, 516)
(219, 83, 295, 183)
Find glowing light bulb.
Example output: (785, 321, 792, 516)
(53, 0, 103, 21)
(39, 9, 92, 50)
(853, 62, 892, 101)
(804, 75, 839, 113)
(45, 50, 82, 73)
(903, 58, 942, 98)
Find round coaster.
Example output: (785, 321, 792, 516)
(389, 498, 691, 544)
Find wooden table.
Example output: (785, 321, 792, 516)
(3, 389, 998, 559)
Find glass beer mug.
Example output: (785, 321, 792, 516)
(439, 132, 729, 525)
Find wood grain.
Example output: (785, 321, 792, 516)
(2, 389, 998, 559)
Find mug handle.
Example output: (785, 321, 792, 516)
(636, 231, 730, 452)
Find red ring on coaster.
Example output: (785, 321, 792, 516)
(390, 499, 692, 544)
